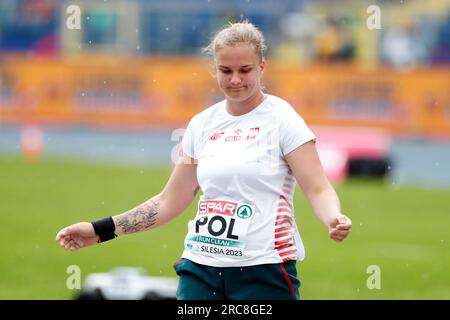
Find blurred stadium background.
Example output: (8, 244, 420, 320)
(0, 0, 449, 299)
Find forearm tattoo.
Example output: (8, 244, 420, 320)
(115, 199, 159, 234)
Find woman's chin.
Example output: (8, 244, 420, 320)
(226, 90, 249, 102)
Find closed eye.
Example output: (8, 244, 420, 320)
(219, 69, 252, 74)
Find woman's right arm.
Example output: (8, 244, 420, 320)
(55, 153, 198, 251)
(113, 153, 199, 235)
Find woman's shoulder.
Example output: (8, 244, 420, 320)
(189, 99, 226, 123)
(265, 94, 301, 117)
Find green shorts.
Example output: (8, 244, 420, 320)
(173, 258, 301, 300)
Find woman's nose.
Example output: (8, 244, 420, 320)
(230, 72, 241, 84)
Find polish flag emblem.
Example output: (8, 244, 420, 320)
(247, 127, 260, 139)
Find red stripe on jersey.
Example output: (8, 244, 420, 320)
(275, 245, 293, 252)
(275, 238, 294, 250)
(275, 173, 298, 262)
(275, 212, 292, 221)
(275, 221, 291, 227)
(279, 249, 297, 257)
(275, 239, 293, 246)
(275, 226, 292, 233)
(276, 217, 292, 223)
(275, 219, 292, 226)
(275, 232, 291, 239)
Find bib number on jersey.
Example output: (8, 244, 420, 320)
(185, 199, 254, 258)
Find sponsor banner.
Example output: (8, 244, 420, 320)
(1, 56, 449, 137)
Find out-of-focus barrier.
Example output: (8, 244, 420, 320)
(0, 55, 449, 137)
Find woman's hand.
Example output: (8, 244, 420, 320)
(55, 222, 99, 251)
(328, 215, 352, 242)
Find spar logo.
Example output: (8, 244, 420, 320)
(195, 200, 254, 240)
(237, 205, 253, 219)
(198, 200, 237, 216)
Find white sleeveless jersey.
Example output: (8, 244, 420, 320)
(181, 95, 316, 267)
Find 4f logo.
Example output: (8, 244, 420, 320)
(209, 132, 224, 141)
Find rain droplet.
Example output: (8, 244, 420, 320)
(213, 291, 216, 295)
(359, 223, 363, 227)
(165, 27, 169, 31)
(86, 16, 90, 20)
(162, 244, 167, 249)
(135, 28, 139, 33)
(435, 162, 439, 167)
(136, 45, 140, 50)
(140, 170, 144, 174)
(81, 92, 85, 97)
(101, 201, 105, 205)
(218, 272, 222, 276)
(387, 165, 391, 170)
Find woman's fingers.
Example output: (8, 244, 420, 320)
(329, 228, 351, 242)
(56, 226, 75, 241)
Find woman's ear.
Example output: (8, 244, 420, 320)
(260, 58, 266, 73)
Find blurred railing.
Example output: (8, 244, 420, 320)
(0, 55, 449, 137)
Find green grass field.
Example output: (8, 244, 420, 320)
(1, 156, 449, 299)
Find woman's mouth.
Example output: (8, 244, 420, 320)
(229, 87, 245, 91)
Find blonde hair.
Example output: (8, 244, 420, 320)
(203, 21, 267, 61)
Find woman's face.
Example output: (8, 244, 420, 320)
(214, 44, 265, 103)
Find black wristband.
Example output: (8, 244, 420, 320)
(91, 217, 117, 243)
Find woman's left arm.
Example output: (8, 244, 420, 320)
(285, 141, 352, 242)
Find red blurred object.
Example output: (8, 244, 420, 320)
(313, 126, 391, 183)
